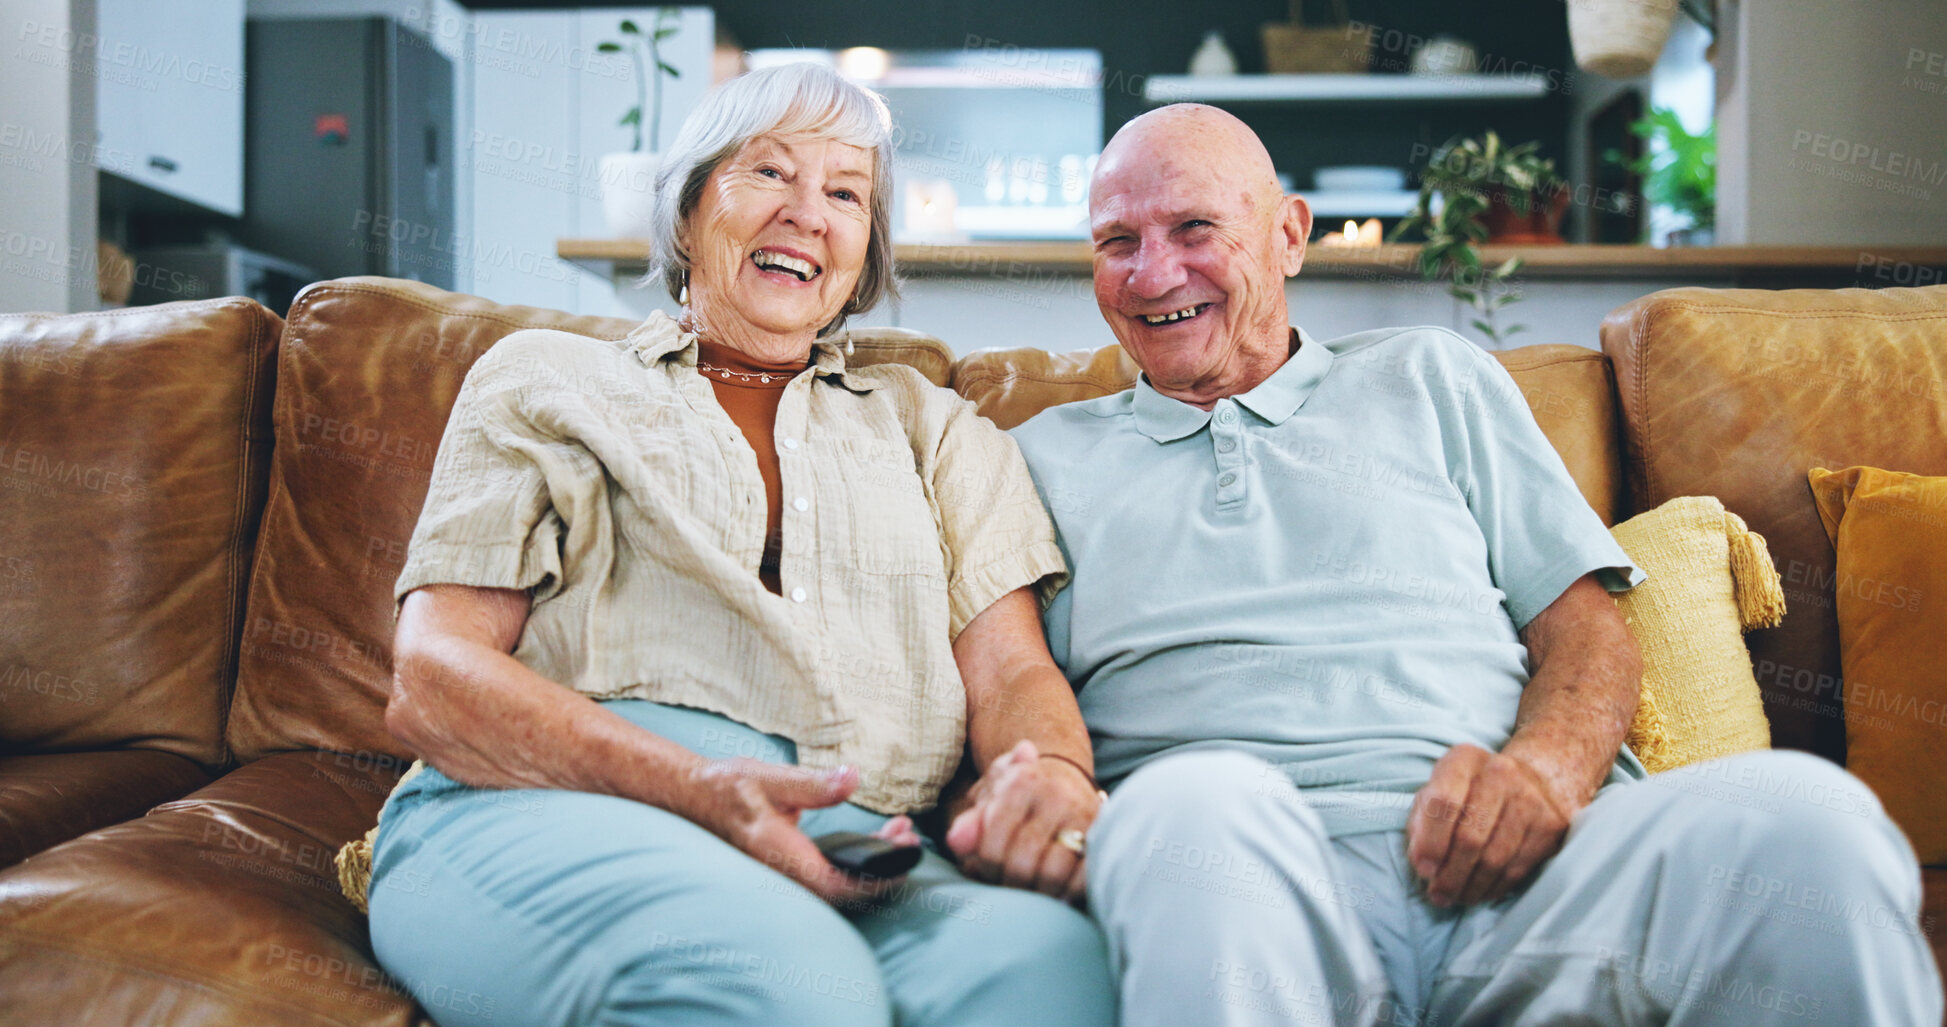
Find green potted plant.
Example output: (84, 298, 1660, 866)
(596, 9, 683, 239)
(1606, 106, 1715, 246)
(1390, 131, 1568, 347)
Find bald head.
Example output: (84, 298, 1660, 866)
(1084, 104, 1312, 409)
(1094, 104, 1284, 220)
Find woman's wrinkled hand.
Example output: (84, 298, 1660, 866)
(687, 759, 921, 907)
(945, 740, 1100, 903)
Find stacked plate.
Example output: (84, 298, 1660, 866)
(1313, 166, 1408, 192)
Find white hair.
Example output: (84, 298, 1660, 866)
(648, 62, 897, 337)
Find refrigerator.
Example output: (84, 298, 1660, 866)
(239, 18, 455, 289)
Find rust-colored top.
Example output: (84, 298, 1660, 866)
(694, 337, 806, 595)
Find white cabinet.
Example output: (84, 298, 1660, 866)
(95, 0, 246, 216)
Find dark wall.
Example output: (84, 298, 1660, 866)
(461, 0, 1580, 195)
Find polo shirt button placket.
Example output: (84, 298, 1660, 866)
(1213, 402, 1248, 506)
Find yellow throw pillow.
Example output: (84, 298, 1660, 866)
(1808, 465, 1946, 863)
(1610, 496, 1783, 773)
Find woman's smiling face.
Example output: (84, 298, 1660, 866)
(683, 132, 875, 351)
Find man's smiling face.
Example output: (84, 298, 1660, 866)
(1088, 106, 1312, 408)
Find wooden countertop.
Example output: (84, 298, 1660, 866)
(558, 239, 1947, 280)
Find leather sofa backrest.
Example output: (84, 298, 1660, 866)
(225, 277, 954, 763)
(0, 298, 281, 767)
(952, 339, 1627, 525)
(951, 344, 1143, 431)
(1603, 284, 1947, 761)
(1475, 344, 1626, 526)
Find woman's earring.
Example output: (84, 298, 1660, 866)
(678, 273, 689, 307)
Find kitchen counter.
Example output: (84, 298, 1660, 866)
(556, 238, 1945, 354)
(558, 239, 1947, 282)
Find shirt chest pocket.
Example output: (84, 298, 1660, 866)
(827, 437, 945, 577)
(614, 401, 697, 508)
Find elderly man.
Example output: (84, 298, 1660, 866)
(983, 104, 1943, 1026)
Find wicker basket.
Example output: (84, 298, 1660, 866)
(1261, 0, 1370, 74)
(1567, 0, 1679, 78)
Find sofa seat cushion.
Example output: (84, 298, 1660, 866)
(0, 750, 212, 869)
(0, 298, 282, 767)
(0, 750, 421, 1026)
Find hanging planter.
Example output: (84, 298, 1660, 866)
(1568, 0, 1680, 78)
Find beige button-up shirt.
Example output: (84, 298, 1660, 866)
(393, 310, 1066, 813)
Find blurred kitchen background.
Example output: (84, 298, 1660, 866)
(5, 0, 1944, 351)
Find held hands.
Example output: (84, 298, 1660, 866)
(1405, 743, 1574, 909)
(945, 739, 1102, 903)
(688, 758, 922, 907)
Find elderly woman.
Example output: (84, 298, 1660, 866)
(355, 64, 1114, 1026)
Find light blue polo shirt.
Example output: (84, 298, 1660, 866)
(1011, 325, 1647, 837)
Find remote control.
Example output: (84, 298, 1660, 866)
(814, 831, 922, 879)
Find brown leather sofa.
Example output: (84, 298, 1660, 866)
(1, 277, 1940, 1025)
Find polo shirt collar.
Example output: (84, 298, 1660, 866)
(624, 310, 877, 392)
(1131, 326, 1332, 442)
(1236, 327, 1330, 425)
(1131, 376, 1213, 442)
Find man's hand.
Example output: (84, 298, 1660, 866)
(945, 739, 1100, 902)
(1406, 743, 1573, 908)
(688, 759, 921, 907)
(1406, 574, 1643, 909)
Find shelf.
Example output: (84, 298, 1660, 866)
(949, 204, 1090, 239)
(1303, 190, 1418, 218)
(1144, 73, 1552, 105)
(557, 239, 1947, 281)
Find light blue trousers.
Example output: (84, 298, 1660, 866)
(1087, 748, 1945, 1027)
(366, 700, 1115, 1027)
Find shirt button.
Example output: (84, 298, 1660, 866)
(790, 586, 807, 602)
(1217, 408, 1237, 425)
(792, 496, 810, 512)
(1218, 438, 1236, 452)
(783, 437, 800, 450)
(1218, 472, 1237, 487)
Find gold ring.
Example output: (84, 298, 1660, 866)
(1056, 828, 1087, 855)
